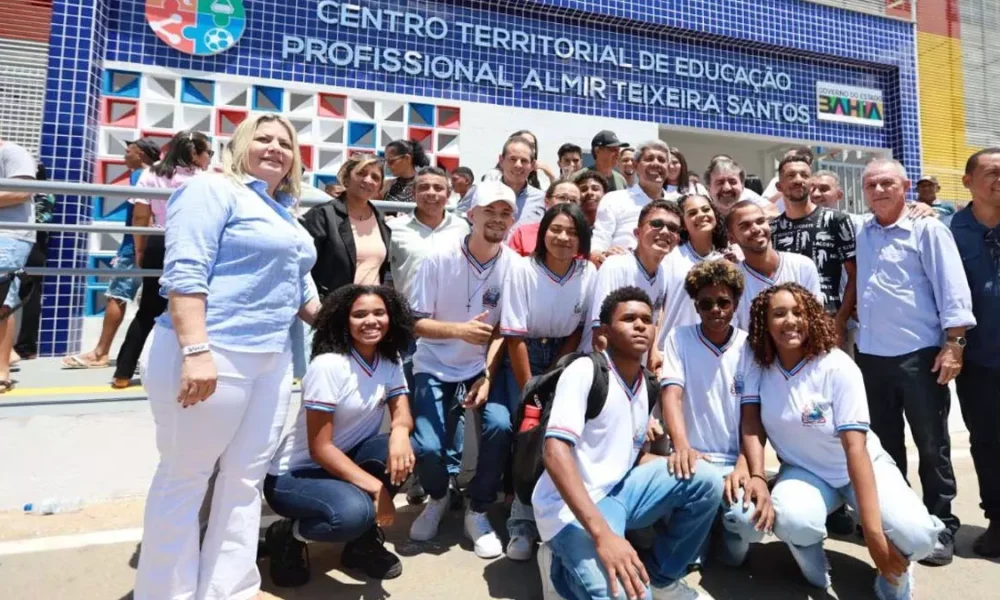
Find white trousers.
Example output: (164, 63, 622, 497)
(134, 325, 292, 600)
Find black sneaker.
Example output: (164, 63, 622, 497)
(406, 478, 427, 505)
(826, 505, 855, 536)
(341, 526, 403, 579)
(265, 519, 311, 587)
(918, 530, 955, 566)
(973, 521, 1000, 558)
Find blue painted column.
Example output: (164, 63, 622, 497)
(37, 0, 112, 356)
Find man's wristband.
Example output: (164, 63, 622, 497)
(750, 473, 768, 483)
(182, 342, 211, 357)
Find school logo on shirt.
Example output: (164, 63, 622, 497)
(801, 402, 830, 426)
(573, 300, 583, 315)
(654, 293, 666, 310)
(732, 373, 745, 396)
(482, 286, 501, 308)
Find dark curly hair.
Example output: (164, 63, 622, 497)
(311, 285, 414, 361)
(684, 260, 745, 303)
(677, 194, 729, 252)
(747, 282, 837, 367)
(598, 286, 652, 325)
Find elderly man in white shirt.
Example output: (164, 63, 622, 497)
(705, 157, 779, 219)
(590, 140, 674, 265)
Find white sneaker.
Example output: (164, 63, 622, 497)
(409, 491, 450, 541)
(506, 534, 535, 561)
(464, 508, 503, 558)
(652, 578, 713, 600)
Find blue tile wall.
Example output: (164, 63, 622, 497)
(40, 0, 920, 356)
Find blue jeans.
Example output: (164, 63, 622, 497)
(411, 373, 480, 502)
(546, 458, 724, 599)
(262, 433, 397, 543)
(498, 337, 565, 537)
(0, 237, 32, 308)
(105, 248, 140, 301)
(770, 456, 943, 568)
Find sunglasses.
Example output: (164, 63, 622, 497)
(696, 297, 733, 311)
(0, 270, 38, 322)
(647, 219, 682, 234)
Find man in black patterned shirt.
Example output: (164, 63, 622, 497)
(770, 155, 857, 346)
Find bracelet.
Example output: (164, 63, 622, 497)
(750, 473, 768, 483)
(182, 342, 211, 357)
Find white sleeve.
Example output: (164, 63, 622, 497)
(544, 357, 596, 447)
(802, 259, 823, 305)
(588, 261, 620, 330)
(831, 356, 870, 432)
(1, 144, 36, 179)
(386, 360, 409, 400)
(409, 249, 438, 319)
(591, 196, 616, 252)
(302, 355, 346, 413)
(501, 261, 530, 337)
(579, 262, 598, 330)
(736, 344, 761, 404)
(659, 330, 685, 389)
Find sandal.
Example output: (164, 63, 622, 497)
(111, 378, 132, 389)
(62, 354, 110, 370)
(0, 380, 14, 394)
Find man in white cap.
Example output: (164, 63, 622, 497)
(408, 181, 520, 559)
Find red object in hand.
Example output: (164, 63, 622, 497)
(520, 403, 542, 433)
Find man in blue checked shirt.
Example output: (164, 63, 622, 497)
(854, 158, 976, 567)
(951, 148, 1000, 558)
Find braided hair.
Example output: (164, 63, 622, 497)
(746, 283, 837, 367)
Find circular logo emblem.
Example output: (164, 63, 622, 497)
(146, 0, 246, 56)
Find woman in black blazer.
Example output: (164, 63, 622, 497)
(302, 156, 392, 298)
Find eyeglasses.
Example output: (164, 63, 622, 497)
(986, 229, 1000, 265)
(551, 194, 578, 203)
(696, 297, 734, 312)
(647, 219, 682, 234)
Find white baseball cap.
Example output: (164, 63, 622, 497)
(473, 181, 517, 213)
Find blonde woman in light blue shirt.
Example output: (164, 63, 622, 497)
(135, 114, 321, 600)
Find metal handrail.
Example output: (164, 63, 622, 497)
(0, 178, 423, 211)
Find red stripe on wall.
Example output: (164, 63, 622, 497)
(0, 0, 53, 44)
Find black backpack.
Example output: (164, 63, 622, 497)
(512, 351, 659, 505)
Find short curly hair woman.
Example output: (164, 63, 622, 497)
(735, 281, 945, 598)
(265, 284, 418, 585)
(746, 282, 837, 366)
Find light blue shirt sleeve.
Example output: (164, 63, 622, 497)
(918, 220, 976, 331)
(160, 176, 234, 297)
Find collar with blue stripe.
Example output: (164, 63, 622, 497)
(537, 258, 578, 285)
(604, 351, 643, 401)
(742, 252, 782, 286)
(696, 325, 737, 357)
(350, 346, 380, 377)
(632, 251, 658, 284)
(461, 235, 500, 275)
(776, 357, 808, 380)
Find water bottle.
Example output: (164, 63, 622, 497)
(23, 497, 83, 515)
(519, 398, 543, 433)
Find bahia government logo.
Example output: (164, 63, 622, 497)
(146, 0, 246, 56)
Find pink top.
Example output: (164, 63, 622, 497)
(507, 222, 541, 257)
(131, 166, 201, 227)
(351, 214, 386, 285)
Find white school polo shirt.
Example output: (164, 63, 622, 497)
(735, 251, 823, 331)
(410, 235, 517, 382)
(585, 253, 668, 351)
(657, 242, 725, 351)
(740, 349, 885, 488)
(532, 354, 650, 542)
(388, 212, 470, 299)
(270, 350, 408, 476)
(501, 258, 597, 339)
(660, 325, 748, 465)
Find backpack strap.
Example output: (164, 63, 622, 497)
(642, 366, 660, 415)
(584, 352, 611, 420)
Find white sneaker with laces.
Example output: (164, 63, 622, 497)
(506, 534, 535, 561)
(464, 508, 503, 558)
(652, 578, 714, 600)
(409, 491, 450, 542)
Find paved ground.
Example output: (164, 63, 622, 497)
(0, 351, 996, 599)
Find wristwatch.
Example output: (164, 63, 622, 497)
(946, 336, 967, 348)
